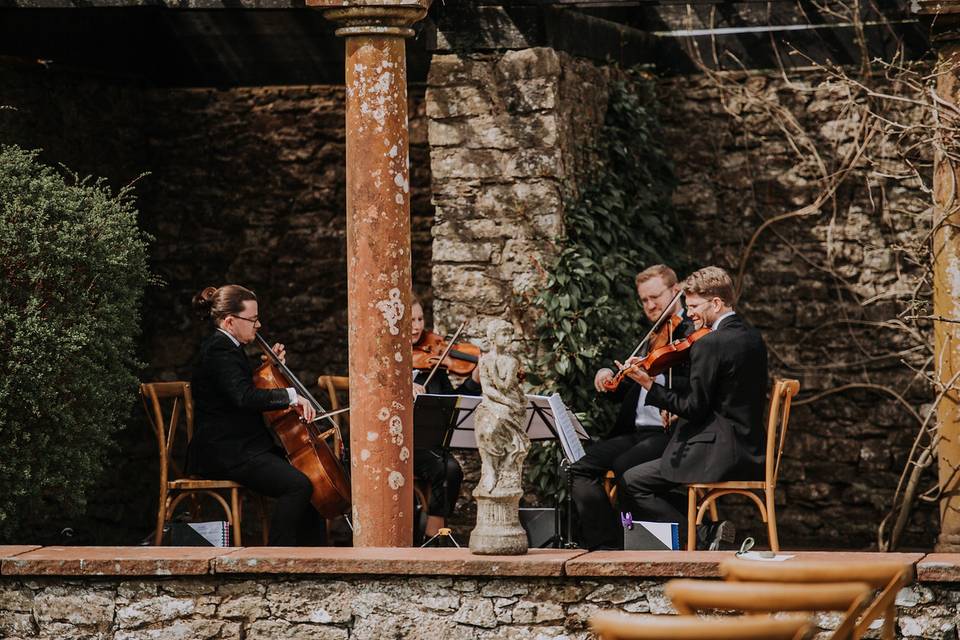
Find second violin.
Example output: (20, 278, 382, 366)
(603, 327, 711, 391)
(413, 329, 480, 376)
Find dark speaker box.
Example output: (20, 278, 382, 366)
(519, 507, 558, 548)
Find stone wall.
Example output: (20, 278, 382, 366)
(1, 573, 957, 639)
(0, 61, 435, 544)
(426, 47, 614, 342)
(425, 49, 937, 550)
(656, 70, 935, 549)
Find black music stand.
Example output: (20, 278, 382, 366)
(440, 393, 589, 549)
(413, 394, 462, 547)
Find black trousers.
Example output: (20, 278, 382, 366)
(569, 429, 669, 550)
(620, 457, 690, 543)
(413, 447, 463, 517)
(212, 448, 326, 546)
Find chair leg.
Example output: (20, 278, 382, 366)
(155, 489, 168, 546)
(687, 487, 698, 551)
(230, 488, 242, 547)
(708, 501, 719, 523)
(765, 488, 779, 553)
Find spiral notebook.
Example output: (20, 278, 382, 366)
(169, 521, 231, 547)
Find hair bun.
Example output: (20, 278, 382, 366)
(192, 286, 218, 318)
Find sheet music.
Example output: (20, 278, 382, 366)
(424, 392, 589, 450)
(548, 393, 586, 463)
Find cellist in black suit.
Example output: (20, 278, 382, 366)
(621, 266, 768, 549)
(187, 285, 324, 546)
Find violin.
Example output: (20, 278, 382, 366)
(601, 290, 686, 393)
(413, 329, 480, 376)
(252, 333, 351, 518)
(603, 326, 711, 390)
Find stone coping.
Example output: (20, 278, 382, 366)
(214, 547, 587, 576)
(0, 546, 943, 580)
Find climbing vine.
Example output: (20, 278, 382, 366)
(523, 70, 684, 502)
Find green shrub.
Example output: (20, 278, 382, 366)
(0, 145, 150, 542)
(525, 72, 684, 500)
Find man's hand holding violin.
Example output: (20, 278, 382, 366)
(616, 356, 654, 390)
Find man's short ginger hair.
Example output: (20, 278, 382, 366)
(635, 264, 679, 289)
(683, 266, 736, 306)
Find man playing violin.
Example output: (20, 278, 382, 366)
(411, 297, 481, 538)
(571, 264, 695, 550)
(187, 285, 326, 546)
(620, 266, 768, 550)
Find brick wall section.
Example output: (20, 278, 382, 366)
(656, 70, 935, 548)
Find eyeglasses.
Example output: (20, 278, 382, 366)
(686, 298, 717, 312)
(230, 314, 260, 324)
(639, 288, 673, 306)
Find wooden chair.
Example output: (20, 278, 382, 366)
(590, 610, 814, 640)
(141, 381, 266, 547)
(317, 374, 430, 526)
(720, 557, 915, 640)
(666, 579, 872, 640)
(686, 378, 800, 551)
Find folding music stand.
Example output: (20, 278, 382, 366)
(413, 394, 465, 547)
(420, 392, 589, 548)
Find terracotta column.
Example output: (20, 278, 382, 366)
(312, 0, 428, 547)
(918, 4, 960, 551)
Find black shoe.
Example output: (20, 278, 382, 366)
(696, 521, 736, 551)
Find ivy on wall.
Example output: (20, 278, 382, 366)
(524, 71, 684, 501)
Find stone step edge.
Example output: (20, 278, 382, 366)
(0, 546, 953, 581)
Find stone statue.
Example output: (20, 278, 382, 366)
(469, 319, 530, 555)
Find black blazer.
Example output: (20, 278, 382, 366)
(645, 314, 768, 483)
(187, 331, 292, 475)
(607, 314, 695, 438)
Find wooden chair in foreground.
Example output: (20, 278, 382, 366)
(590, 611, 814, 640)
(686, 378, 800, 551)
(666, 579, 873, 640)
(720, 557, 915, 640)
(141, 381, 266, 547)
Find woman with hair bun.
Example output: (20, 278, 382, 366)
(187, 285, 325, 546)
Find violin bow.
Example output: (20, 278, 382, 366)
(422, 321, 467, 391)
(619, 289, 685, 366)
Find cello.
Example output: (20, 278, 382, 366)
(252, 333, 351, 519)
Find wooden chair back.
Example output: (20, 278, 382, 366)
(720, 558, 914, 640)
(590, 611, 814, 640)
(685, 378, 800, 551)
(765, 378, 800, 489)
(666, 578, 871, 639)
(141, 381, 195, 489)
(317, 375, 350, 431)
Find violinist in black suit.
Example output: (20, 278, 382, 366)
(621, 266, 768, 549)
(570, 265, 694, 550)
(410, 298, 481, 537)
(187, 285, 324, 546)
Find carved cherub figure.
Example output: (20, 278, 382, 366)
(474, 319, 530, 496)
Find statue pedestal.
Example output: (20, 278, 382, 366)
(469, 491, 528, 555)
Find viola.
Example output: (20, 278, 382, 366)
(413, 330, 480, 376)
(252, 333, 351, 518)
(603, 326, 711, 390)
